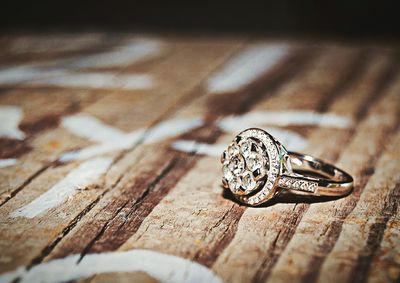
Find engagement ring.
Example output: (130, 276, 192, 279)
(221, 128, 354, 206)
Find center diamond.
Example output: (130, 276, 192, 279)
(221, 135, 269, 195)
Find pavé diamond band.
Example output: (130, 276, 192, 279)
(221, 128, 354, 206)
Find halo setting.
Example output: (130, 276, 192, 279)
(221, 128, 283, 205)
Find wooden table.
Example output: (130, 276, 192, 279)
(0, 32, 399, 283)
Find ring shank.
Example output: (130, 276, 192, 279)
(278, 152, 354, 197)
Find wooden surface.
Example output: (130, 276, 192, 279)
(0, 33, 399, 283)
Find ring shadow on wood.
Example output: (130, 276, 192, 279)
(221, 185, 353, 207)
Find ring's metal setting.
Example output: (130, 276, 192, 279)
(221, 128, 354, 206)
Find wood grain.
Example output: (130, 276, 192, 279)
(0, 34, 399, 283)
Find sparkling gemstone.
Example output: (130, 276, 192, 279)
(228, 176, 241, 192)
(228, 143, 239, 157)
(240, 140, 251, 157)
(242, 172, 256, 191)
(284, 178, 292, 187)
(246, 153, 263, 171)
(228, 156, 244, 175)
(223, 164, 233, 180)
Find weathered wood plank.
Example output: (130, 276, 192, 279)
(43, 40, 301, 261)
(0, 35, 398, 283)
(0, 88, 106, 203)
(259, 51, 398, 283)
(0, 38, 244, 272)
(204, 46, 362, 283)
(0, 34, 171, 202)
(314, 77, 400, 283)
(92, 47, 362, 283)
(367, 187, 400, 283)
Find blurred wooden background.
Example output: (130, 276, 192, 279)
(0, 33, 399, 283)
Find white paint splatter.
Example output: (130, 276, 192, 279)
(0, 67, 61, 85)
(206, 43, 289, 93)
(0, 38, 161, 89)
(218, 111, 353, 131)
(0, 106, 25, 140)
(0, 249, 222, 283)
(30, 72, 155, 90)
(171, 110, 353, 156)
(59, 116, 204, 162)
(171, 140, 226, 157)
(70, 38, 162, 68)
(265, 127, 308, 151)
(0, 158, 18, 168)
(0, 67, 155, 90)
(10, 157, 113, 218)
(171, 126, 307, 156)
(143, 117, 204, 144)
(59, 131, 144, 163)
(61, 115, 127, 143)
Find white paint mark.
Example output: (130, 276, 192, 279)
(265, 127, 308, 151)
(206, 43, 289, 93)
(0, 66, 69, 85)
(71, 38, 162, 68)
(218, 110, 353, 130)
(10, 157, 113, 218)
(143, 117, 204, 144)
(59, 131, 144, 163)
(172, 110, 353, 156)
(30, 72, 155, 90)
(0, 249, 222, 283)
(59, 117, 204, 162)
(61, 115, 127, 143)
(0, 38, 161, 89)
(0, 158, 18, 168)
(171, 140, 226, 157)
(171, 126, 307, 155)
(0, 67, 155, 90)
(0, 106, 25, 140)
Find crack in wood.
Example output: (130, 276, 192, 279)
(76, 156, 181, 262)
(193, 204, 245, 268)
(0, 162, 51, 206)
(0, 100, 83, 206)
(25, 154, 127, 269)
(349, 178, 400, 283)
(251, 204, 309, 283)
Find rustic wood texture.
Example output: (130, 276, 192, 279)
(0, 33, 399, 283)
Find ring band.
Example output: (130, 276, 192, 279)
(221, 128, 354, 206)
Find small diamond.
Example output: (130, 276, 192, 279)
(242, 172, 256, 191)
(240, 140, 252, 157)
(246, 153, 263, 171)
(284, 178, 292, 187)
(228, 176, 241, 192)
(228, 143, 239, 157)
(223, 164, 233, 180)
(228, 156, 244, 176)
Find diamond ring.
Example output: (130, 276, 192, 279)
(221, 128, 354, 206)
